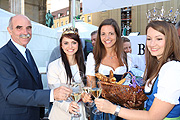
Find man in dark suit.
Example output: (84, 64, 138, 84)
(0, 14, 72, 120)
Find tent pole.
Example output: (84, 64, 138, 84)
(71, 0, 75, 27)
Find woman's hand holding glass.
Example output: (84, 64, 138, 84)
(69, 82, 82, 118)
(91, 80, 102, 115)
(95, 98, 116, 114)
(81, 77, 94, 108)
(82, 92, 93, 103)
(69, 100, 80, 115)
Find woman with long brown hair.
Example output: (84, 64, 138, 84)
(84, 18, 134, 120)
(47, 27, 87, 120)
(95, 20, 180, 119)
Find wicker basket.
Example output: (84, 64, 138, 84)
(100, 72, 148, 110)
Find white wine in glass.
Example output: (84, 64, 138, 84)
(70, 81, 82, 118)
(70, 71, 84, 118)
(71, 92, 81, 102)
(91, 88, 102, 98)
(82, 86, 91, 94)
(71, 92, 82, 118)
(82, 77, 95, 108)
(91, 81, 103, 115)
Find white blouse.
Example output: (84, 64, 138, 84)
(47, 58, 87, 120)
(70, 64, 82, 83)
(86, 52, 133, 76)
(145, 61, 180, 104)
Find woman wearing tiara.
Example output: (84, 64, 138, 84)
(47, 27, 87, 120)
(94, 21, 180, 119)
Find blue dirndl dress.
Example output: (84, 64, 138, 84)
(145, 76, 180, 119)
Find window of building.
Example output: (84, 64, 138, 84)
(88, 16, 91, 22)
(65, 20, 68, 24)
(67, 10, 69, 15)
(61, 21, 63, 26)
(81, 17, 84, 21)
(58, 13, 61, 18)
(57, 22, 59, 27)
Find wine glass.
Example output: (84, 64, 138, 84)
(70, 71, 85, 118)
(91, 80, 102, 115)
(70, 83, 82, 118)
(59, 83, 71, 102)
(71, 71, 85, 84)
(71, 71, 84, 93)
(82, 76, 94, 108)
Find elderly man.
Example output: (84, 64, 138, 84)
(0, 14, 72, 120)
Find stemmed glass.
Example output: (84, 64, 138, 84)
(91, 80, 102, 115)
(82, 76, 95, 108)
(70, 82, 82, 118)
(70, 71, 84, 118)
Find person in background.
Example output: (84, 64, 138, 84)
(175, 20, 180, 39)
(91, 30, 98, 48)
(48, 45, 61, 65)
(83, 30, 98, 120)
(84, 30, 98, 120)
(0, 14, 72, 120)
(47, 27, 87, 120)
(95, 20, 180, 119)
(84, 30, 98, 61)
(122, 37, 146, 71)
(83, 18, 135, 120)
(122, 37, 132, 53)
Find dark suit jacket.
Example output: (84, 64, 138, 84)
(0, 40, 50, 120)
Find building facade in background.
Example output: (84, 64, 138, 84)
(52, 7, 69, 28)
(0, 0, 47, 25)
(0, 0, 179, 34)
(51, 0, 180, 35)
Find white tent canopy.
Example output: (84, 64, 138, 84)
(0, 8, 58, 68)
(83, 0, 169, 14)
(56, 21, 98, 38)
(55, 21, 98, 48)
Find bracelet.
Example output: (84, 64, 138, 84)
(114, 105, 121, 116)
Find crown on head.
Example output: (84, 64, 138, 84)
(62, 27, 78, 35)
(146, 6, 179, 24)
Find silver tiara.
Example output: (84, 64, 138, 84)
(146, 6, 179, 24)
(62, 27, 78, 35)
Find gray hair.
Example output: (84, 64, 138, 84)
(8, 15, 31, 30)
(8, 16, 14, 30)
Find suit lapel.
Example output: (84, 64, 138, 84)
(7, 40, 40, 86)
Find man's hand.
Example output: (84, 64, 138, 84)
(53, 86, 72, 101)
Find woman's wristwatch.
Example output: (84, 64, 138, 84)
(114, 105, 121, 116)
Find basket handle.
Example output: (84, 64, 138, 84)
(121, 71, 134, 79)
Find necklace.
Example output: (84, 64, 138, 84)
(107, 55, 116, 59)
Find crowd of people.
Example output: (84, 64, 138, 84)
(0, 14, 180, 120)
